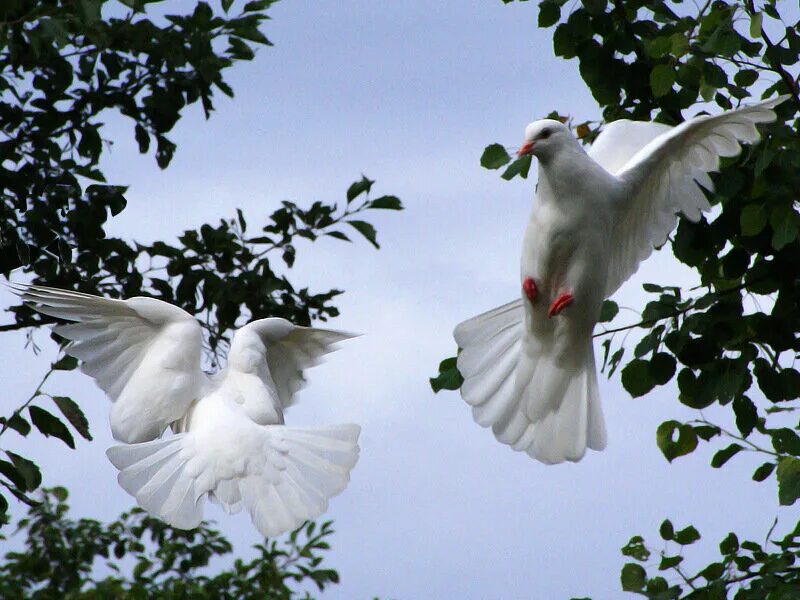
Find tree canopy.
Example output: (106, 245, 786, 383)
(0, 488, 340, 600)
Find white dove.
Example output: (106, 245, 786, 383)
(455, 96, 786, 465)
(11, 283, 361, 537)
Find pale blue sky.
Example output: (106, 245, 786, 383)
(0, 1, 791, 598)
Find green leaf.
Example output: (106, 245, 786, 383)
(699, 561, 725, 581)
(501, 155, 533, 180)
(481, 144, 512, 170)
(0, 460, 26, 490)
(711, 443, 743, 468)
(346, 176, 374, 203)
(622, 535, 650, 561)
(28, 406, 75, 449)
(658, 555, 683, 570)
(770, 204, 798, 250)
(53, 355, 78, 371)
(325, 231, 351, 242)
(660, 519, 674, 541)
(719, 532, 739, 555)
(733, 395, 758, 437)
(670, 33, 689, 57)
(752, 461, 775, 482)
(749, 12, 762, 38)
(776, 457, 800, 505)
(649, 64, 675, 98)
(649, 353, 676, 386)
(52, 396, 92, 441)
(740, 204, 767, 236)
(620, 563, 646, 592)
(5, 413, 31, 436)
(657, 421, 698, 462)
(621, 359, 654, 397)
(734, 69, 759, 87)
(538, 1, 561, 27)
(6, 452, 42, 492)
(369, 195, 403, 210)
(674, 525, 701, 545)
(134, 124, 150, 153)
(598, 300, 618, 323)
(346, 221, 379, 249)
(430, 357, 463, 393)
(700, 81, 717, 103)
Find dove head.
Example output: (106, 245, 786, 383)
(518, 119, 573, 162)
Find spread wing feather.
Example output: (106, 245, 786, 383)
(602, 96, 786, 297)
(10, 283, 207, 443)
(236, 318, 356, 409)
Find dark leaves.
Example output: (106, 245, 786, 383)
(52, 397, 92, 441)
(346, 220, 379, 249)
(28, 406, 75, 449)
(656, 420, 698, 462)
(480, 144, 512, 170)
(776, 458, 800, 505)
(430, 357, 464, 393)
(346, 176, 374, 203)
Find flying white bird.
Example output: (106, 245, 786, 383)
(455, 96, 787, 465)
(10, 283, 361, 537)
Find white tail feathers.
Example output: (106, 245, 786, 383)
(107, 424, 360, 537)
(454, 300, 606, 464)
(106, 434, 203, 529)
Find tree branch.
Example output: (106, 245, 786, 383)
(0, 364, 55, 438)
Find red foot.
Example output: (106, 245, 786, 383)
(548, 292, 574, 318)
(522, 277, 538, 304)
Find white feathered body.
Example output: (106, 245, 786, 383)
(456, 96, 785, 464)
(11, 284, 361, 537)
(522, 143, 619, 347)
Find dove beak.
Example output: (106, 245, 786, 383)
(517, 141, 535, 157)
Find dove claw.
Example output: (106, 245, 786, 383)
(548, 292, 573, 317)
(522, 277, 538, 304)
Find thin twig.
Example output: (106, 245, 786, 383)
(0, 363, 55, 437)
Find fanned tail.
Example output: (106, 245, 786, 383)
(107, 424, 360, 537)
(239, 424, 361, 537)
(515, 342, 606, 464)
(106, 434, 203, 529)
(454, 301, 606, 464)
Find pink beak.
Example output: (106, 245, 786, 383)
(517, 141, 535, 157)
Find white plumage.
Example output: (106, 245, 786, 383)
(11, 283, 360, 537)
(456, 96, 786, 464)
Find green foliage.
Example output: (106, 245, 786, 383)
(435, 0, 800, 596)
(0, 488, 341, 599)
(0, 1, 402, 525)
(429, 357, 463, 393)
(618, 520, 800, 600)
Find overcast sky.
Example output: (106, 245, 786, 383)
(0, 1, 792, 598)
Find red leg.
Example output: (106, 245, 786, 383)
(548, 292, 574, 318)
(522, 277, 538, 304)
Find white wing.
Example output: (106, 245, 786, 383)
(588, 119, 673, 174)
(604, 96, 786, 297)
(11, 284, 207, 443)
(237, 318, 356, 409)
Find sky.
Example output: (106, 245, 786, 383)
(0, 1, 793, 598)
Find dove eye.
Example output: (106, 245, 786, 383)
(539, 129, 552, 140)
